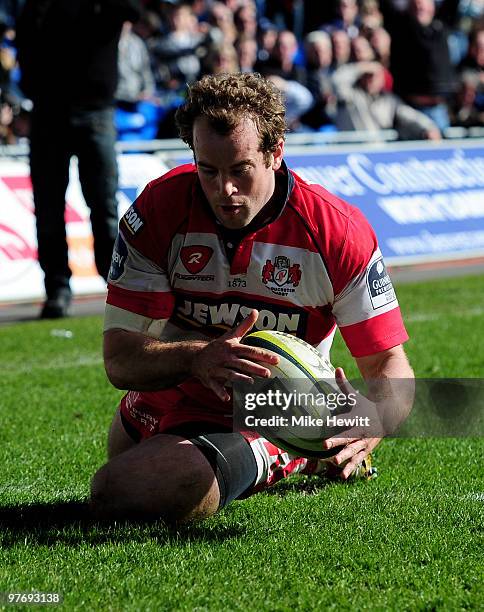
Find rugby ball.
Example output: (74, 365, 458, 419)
(242, 330, 344, 458)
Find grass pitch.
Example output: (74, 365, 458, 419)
(0, 274, 483, 610)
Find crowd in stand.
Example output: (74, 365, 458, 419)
(0, 0, 483, 144)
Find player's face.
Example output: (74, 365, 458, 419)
(193, 115, 284, 229)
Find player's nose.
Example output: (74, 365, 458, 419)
(218, 175, 237, 196)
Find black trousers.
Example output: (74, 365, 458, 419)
(29, 105, 119, 298)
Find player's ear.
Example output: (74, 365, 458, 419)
(271, 139, 284, 171)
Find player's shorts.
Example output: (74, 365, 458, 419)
(119, 387, 319, 508)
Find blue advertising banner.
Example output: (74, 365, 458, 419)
(285, 140, 484, 265)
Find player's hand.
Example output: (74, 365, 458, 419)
(190, 309, 280, 402)
(322, 435, 381, 480)
(322, 367, 383, 479)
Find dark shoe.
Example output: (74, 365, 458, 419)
(40, 290, 72, 319)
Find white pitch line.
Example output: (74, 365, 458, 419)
(405, 306, 484, 323)
(3, 355, 103, 375)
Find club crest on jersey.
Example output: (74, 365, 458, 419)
(366, 257, 396, 309)
(180, 246, 213, 274)
(262, 255, 302, 296)
(122, 205, 144, 235)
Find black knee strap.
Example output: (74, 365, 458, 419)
(189, 432, 257, 509)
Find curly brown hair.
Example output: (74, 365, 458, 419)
(175, 72, 286, 166)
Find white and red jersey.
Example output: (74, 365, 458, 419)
(106, 162, 407, 358)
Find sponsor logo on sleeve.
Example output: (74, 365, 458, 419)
(122, 205, 145, 235)
(366, 258, 396, 309)
(108, 233, 128, 281)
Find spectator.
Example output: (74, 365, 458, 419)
(234, 3, 258, 40)
(331, 29, 352, 70)
(369, 26, 392, 69)
(256, 18, 278, 63)
(459, 23, 484, 76)
(351, 34, 376, 62)
(16, 0, 142, 319)
(205, 1, 238, 44)
(116, 22, 156, 105)
(115, 21, 161, 141)
(132, 9, 163, 45)
(305, 30, 334, 78)
(0, 14, 16, 96)
(301, 30, 337, 129)
(379, 0, 461, 132)
(333, 60, 442, 140)
(236, 35, 259, 72)
(450, 69, 484, 126)
(360, 0, 384, 31)
(460, 24, 484, 118)
(0, 9, 25, 103)
(264, 0, 304, 37)
(267, 74, 314, 130)
(0, 94, 15, 144)
(202, 40, 240, 75)
(220, 0, 245, 12)
(329, 0, 362, 38)
(150, 2, 205, 92)
(256, 30, 306, 83)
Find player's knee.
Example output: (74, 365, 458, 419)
(89, 463, 114, 518)
(89, 458, 219, 524)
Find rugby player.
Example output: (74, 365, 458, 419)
(90, 73, 414, 523)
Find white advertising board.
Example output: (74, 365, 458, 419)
(0, 154, 168, 303)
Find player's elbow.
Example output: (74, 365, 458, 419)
(104, 357, 129, 390)
(103, 329, 135, 389)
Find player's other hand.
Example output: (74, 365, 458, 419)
(322, 367, 382, 479)
(190, 309, 280, 402)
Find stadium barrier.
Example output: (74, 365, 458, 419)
(1, 132, 483, 304)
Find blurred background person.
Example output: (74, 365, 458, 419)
(459, 22, 484, 79)
(267, 73, 314, 131)
(360, 0, 384, 32)
(369, 26, 392, 70)
(16, 0, 141, 319)
(115, 20, 162, 142)
(236, 34, 258, 72)
(256, 29, 306, 82)
(331, 29, 352, 70)
(328, 0, 362, 38)
(234, 3, 258, 41)
(256, 17, 278, 63)
(116, 21, 156, 106)
(202, 40, 240, 75)
(333, 60, 442, 140)
(350, 34, 376, 62)
(300, 30, 337, 130)
(149, 1, 205, 94)
(204, 1, 238, 45)
(379, 0, 461, 132)
(450, 69, 484, 126)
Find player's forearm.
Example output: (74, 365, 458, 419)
(366, 351, 415, 435)
(355, 345, 414, 436)
(103, 329, 208, 391)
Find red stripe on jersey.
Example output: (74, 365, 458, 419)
(339, 307, 409, 358)
(107, 283, 175, 319)
(231, 236, 254, 275)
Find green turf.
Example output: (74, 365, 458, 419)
(0, 275, 483, 610)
